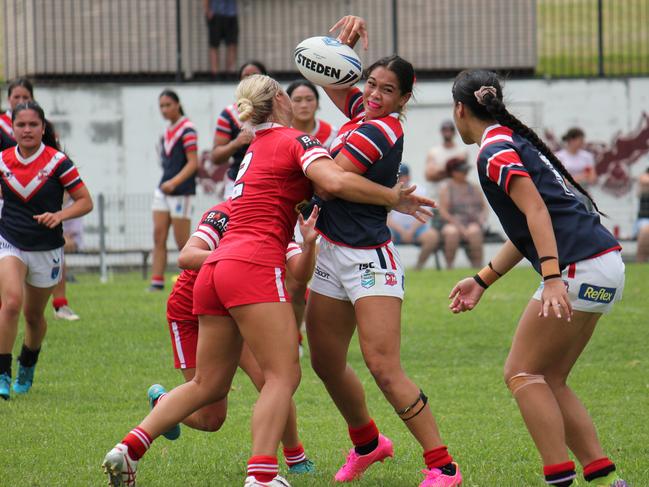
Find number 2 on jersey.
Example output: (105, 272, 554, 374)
(231, 151, 253, 199)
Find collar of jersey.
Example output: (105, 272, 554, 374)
(168, 116, 188, 131)
(15, 142, 45, 165)
(479, 123, 503, 147)
(254, 122, 283, 133)
(4, 110, 12, 118)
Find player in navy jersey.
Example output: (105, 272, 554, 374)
(302, 16, 462, 487)
(147, 199, 317, 474)
(149, 90, 198, 292)
(0, 78, 34, 151)
(0, 102, 92, 400)
(210, 60, 267, 199)
(102, 73, 431, 487)
(448, 70, 627, 487)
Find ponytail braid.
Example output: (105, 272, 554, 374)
(452, 69, 602, 215)
(482, 96, 601, 214)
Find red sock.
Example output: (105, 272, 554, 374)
(348, 419, 379, 447)
(283, 444, 306, 467)
(151, 275, 164, 287)
(584, 457, 615, 481)
(121, 427, 152, 461)
(52, 297, 68, 310)
(247, 455, 278, 483)
(544, 461, 576, 485)
(424, 445, 453, 470)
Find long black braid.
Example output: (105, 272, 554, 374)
(452, 69, 602, 215)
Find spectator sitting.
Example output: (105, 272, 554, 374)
(636, 167, 649, 262)
(438, 157, 487, 269)
(424, 120, 468, 195)
(387, 164, 440, 270)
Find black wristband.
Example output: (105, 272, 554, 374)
(488, 261, 503, 277)
(473, 274, 489, 289)
(543, 273, 562, 281)
(539, 256, 558, 264)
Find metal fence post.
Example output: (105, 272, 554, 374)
(392, 0, 399, 54)
(98, 193, 108, 283)
(597, 0, 605, 77)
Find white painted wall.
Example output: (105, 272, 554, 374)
(34, 77, 649, 241)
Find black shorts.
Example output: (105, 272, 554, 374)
(207, 14, 238, 47)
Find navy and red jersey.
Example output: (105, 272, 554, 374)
(316, 88, 403, 248)
(311, 119, 337, 149)
(477, 124, 620, 273)
(159, 116, 197, 195)
(206, 123, 330, 268)
(167, 199, 304, 322)
(0, 111, 16, 151)
(0, 144, 84, 250)
(215, 103, 248, 181)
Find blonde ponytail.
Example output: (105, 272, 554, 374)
(235, 74, 281, 125)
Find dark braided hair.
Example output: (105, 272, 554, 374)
(452, 69, 601, 214)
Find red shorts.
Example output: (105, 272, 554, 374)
(193, 259, 289, 316)
(167, 318, 198, 369)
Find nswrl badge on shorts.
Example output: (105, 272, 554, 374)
(360, 269, 375, 288)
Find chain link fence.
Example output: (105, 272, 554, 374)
(3, 0, 648, 81)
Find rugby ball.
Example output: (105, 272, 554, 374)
(294, 36, 362, 89)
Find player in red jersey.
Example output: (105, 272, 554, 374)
(448, 70, 627, 487)
(148, 199, 317, 474)
(287, 79, 338, 150)
(0, 102, 93, 400)
(102, 73, 432, 487)
(149, 90, 198, 292)
(0, 78, 34, 151)
(304, 17, 462, 487)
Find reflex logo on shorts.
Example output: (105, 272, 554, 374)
(578, 283, 616, 303)
(360, 269, 375, 288)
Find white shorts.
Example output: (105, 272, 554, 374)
(152, 188, 193, 219)
(0, 233, 63, 288)
(532, 250, 625, 314)
(310, 239, 405, 304)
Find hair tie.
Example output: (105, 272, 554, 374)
(474, 86, 497, 106)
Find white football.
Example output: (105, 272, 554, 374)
(294, 36, 362, 88)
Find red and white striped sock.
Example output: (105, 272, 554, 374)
(121, 427, 152, 461)
(150, 275, 164, 288)
(283, 443, 306, 467)
(247, 455, 278, 483)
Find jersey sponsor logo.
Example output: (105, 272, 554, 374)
(296, 134, 321, 151)
(358, 262, 375, 271)
(578, 283, 615, 303)
(294, 53, 342, 80)
(314, 265, 330, 280)
(384, 272, 398, 287)
(360, 269, 375, 288)
(205, 211, 229, 234)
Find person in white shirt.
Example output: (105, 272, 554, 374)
(555, 127, 597, 211)
(388, 164, 440, 270)
(424, 120, 469, 189)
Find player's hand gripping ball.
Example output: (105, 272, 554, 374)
(294, 36, 362, 89)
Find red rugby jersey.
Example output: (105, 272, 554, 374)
(167, 199, 304, 322)
(206, 123, 330, 267)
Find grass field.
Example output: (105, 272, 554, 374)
(1, 265, 648, 486)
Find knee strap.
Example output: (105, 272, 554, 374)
(396, 390, 428, 422)
(507, 372, 546, 395)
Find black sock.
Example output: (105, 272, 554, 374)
(354, 437, 379, 455)
(440, 462, 457, 476)
(18, 344, 40, 368)
(0, 353, 11, 376)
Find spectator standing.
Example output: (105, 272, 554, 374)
(438, 157, 487, 268)
(388, 164, 440, 270)
(424, 120, 468, 194)
(636, 167, 649, 262)
(203, 0, 239, 77)
(555, 128, 597, 211)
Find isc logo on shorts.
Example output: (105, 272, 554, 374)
(578, 283, 615, 303)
